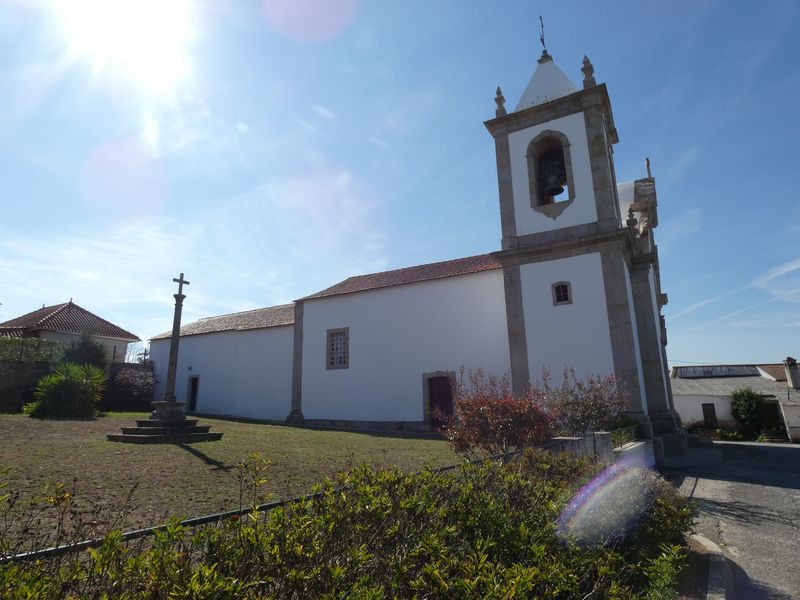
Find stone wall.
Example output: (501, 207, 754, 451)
(0, 360, 50, 412)
(543, 432, 613, 463)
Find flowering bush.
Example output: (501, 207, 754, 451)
(438, 368, 553, 457)
(544, 369, 629, 436)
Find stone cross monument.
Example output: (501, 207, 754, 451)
(107, 273, 224, 442)
(151, 273, 190, 422)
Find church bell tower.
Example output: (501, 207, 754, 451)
(485, 45, 679, 441)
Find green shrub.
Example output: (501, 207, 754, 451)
(0, 452, 693, 598)
(24, 362, 107, 419)
(714, 428, 744, 441)
(0, 338, 62, 362)
(731, 388, 764, 435)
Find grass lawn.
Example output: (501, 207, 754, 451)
(0, 413, 455, 535)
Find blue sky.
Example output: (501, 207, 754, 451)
(0, 0, 798, 365)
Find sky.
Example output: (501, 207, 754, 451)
(0, 0, 798, 365)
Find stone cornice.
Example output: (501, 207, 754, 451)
(492, 224, 644, 266)
(484, 83, 618, 144)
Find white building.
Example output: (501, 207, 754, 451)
(151, 48, 678, 439)
(671, 361, 800, 442)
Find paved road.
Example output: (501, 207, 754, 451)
(665, 442, 800, 599)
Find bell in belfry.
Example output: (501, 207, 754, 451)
(538, 152, 566, 198)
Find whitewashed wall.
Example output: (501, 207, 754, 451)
(508, 112, 596, 236)
(300, 270, 511, 422)
(150, 325, 293, 420)
(521, 252, 615, 382)
(673, 394, 737, 429)
(39, 330, 131, 363)
(778, 403, 800, 442)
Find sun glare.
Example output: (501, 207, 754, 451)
(53, 0, 194, 98)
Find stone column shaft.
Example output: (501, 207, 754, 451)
(162, 292, 185, 403)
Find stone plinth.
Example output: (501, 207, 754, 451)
(107, 404, 223, 444)
(151, 400, 187, 422)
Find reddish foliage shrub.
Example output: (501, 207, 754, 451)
(438, 368, 553, 457)
(543, 369, 629, 436)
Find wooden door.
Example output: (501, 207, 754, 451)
(188, 376, 199, 412)
(429, 376, 453, 428)
(701, 403, 717, 428)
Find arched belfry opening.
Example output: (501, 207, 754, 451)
(526, 130, 575, 215)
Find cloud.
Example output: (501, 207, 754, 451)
(290, 114, 326, 138)
(750, 256, 800, 306)
(368, 135, 389, 150)
(684, 285, 800, 332)
(311, 104, 335, 120)
(658, 207, 702, 253)
(0, 168, 386, 340)
(670, 255, 800, 328)
(668, 285, 749, 320)
(663, 145, 701, 183)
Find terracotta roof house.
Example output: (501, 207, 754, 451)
(0, 301, 140, 363)
(671, 359, 800, 442)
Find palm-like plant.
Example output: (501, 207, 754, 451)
(25, 362, 107, 418)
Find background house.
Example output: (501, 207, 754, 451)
(671, 359, 800, 442)
(0, 300, 140, 364)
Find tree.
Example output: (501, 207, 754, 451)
(63, 331, 107, 369)
(731, 388, 764, 435)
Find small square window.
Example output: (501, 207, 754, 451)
(326, 328, 349, 370)
(551, 282, 572, 306)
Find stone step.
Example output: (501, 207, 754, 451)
(136, 419, 199, 428)
(121, 425, 211, 436)
(106, 432, 224, 444)
(687, 434, 714, 448)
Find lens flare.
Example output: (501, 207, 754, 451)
(80, 137, 168, 221)
(262, 0, 359, 43)
(557, 456, 659, 546)
(52, 0, 195, 98)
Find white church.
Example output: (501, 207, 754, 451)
(151, 47, 679, 441)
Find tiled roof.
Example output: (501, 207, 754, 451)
(0, 328, 26, 339)
(151, 304, 294, 340)
(0, 301, 139, 341)
(756, 364, 787, 381)
(301, 253, 502, 301)
(671, 375, 800, 406)
(671, 365, 800, 406)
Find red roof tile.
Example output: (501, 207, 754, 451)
(756, 364, 787, 381)
(151, 304, 294, 340)
(301, 253, 502, 301)
(0, 302, 139, 341)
